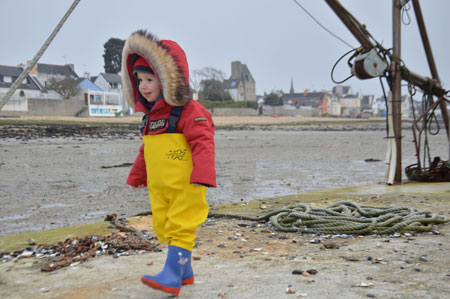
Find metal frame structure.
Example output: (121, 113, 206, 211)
(325, 0, 449, 183)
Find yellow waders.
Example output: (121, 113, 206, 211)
(143, 133, 209, 251)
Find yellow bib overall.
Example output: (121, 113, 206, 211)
(143, 133, 209, 251)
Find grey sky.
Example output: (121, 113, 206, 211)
(1, 0, 448, 98)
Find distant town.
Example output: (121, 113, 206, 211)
(0, 60, 439, 119)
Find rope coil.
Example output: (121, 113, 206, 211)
(211, 201, 448, 235)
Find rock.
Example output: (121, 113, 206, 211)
(366, 294, 376, 298)
(20, 251, 34, 258)
(302, 272, 311, 277)
(306, 269, 318, 275)
(345, 256, 360, 262)
(285, 287, 296, 294)
(146, 260, 154, 266)
(28, 238, 36, 245)
(292, 269, 303, 275)
(193, 256, 201, 260)
(419, 256, 428, 262)
(322, 241, 339, 249)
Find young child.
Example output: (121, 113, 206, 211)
(121, 30, 216, 296)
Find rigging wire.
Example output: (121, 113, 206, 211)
(401, 2, 412, 25)
(330, 48, 358, 84)
(290, 0, 355, 49)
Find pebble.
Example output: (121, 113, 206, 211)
(285, 287, 296, 294)
(193, 256, 201, 260)
(366, 294, 376, 298)
(146, 260, 154, 266)
(40, 288, 49, 293)
(113, 253, 120, 259)
(345, 256, 360, 262)
(20, 251, 34, 258)
(292, 269, 303, 275)
(419, 256, 428, 262)
(306, 269, 318, 275)
(28, 238, 36, 245)
(322, 241, 339, 249)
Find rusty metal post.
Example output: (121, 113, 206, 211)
(392, 0, 403, 182)
(412, 0, 450, 138)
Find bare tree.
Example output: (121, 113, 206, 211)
(48, 78, 81, 99)
(190, 67, 227, 101)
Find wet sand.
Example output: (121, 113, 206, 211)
(0, 117, 448, 236)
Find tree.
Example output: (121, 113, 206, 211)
(264, 92, 283, 106)
(103, 38, 125, 73)
(199, 79, 231, 102)
(47, 77, 81, 99)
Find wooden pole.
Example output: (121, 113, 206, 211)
(412, 0, 450, 137)
(0, 0, 81, 111)
(392, 0, 403, 183)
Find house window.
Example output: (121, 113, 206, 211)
(19, 90, 25, 97)
(89, 94, 103, 105)
(0, 75, 3, 82)
(4, 76, 12, 83)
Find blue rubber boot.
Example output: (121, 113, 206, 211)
(181, 253, 194, 285)
(141, 245, 191, 296)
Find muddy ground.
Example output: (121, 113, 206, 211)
(0, 116, 449, 298)
(0, 116, 447, 236)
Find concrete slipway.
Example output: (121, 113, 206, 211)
(0, 182, 449, 299)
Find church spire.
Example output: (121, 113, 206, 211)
(290, 77, 294, 95)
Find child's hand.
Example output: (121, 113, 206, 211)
(133, 184, 146, 189)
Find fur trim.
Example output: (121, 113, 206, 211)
(121, 30, 189, 108)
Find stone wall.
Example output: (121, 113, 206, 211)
(210, 107, 317, 117)
(27, 98, 88, 116)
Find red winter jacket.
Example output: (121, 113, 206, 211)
(121, 30, 216, 188)
(126, 99, 216, 187)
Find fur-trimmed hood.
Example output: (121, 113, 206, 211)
(121, 30, 190, 112)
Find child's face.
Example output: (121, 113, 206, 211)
(137, 72, 161, 103)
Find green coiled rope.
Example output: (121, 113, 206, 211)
(210, 201, 448, 235)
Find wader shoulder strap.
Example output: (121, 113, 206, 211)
(166, 105, 184, 133)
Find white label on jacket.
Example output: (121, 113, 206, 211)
(148, 119, 167, 131)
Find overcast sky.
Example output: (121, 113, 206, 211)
(1, 0, 448, 98)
